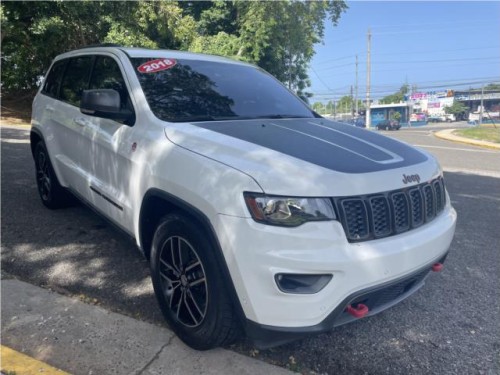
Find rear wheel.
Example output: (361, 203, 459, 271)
(150, 213, 240, 350)
(34, 142, 74, 209)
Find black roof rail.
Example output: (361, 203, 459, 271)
(79, 43, 123, 49)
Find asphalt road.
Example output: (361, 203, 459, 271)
(1, 124, 499, 374)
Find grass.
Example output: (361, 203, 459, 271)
(454, 127, 500, 144)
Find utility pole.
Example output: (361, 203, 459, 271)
(366, 28, 372, 128)
(479, 85, 484, 125)
(350, 85, 354, 117)
(355, 55, 359, 116)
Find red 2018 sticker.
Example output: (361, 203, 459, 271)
(137, 58, 176, 73)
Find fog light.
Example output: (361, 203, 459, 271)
(275, 273, 332, 294)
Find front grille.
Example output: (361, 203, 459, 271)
(335, 176, 447, 242)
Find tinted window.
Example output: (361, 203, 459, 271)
(42, 60, 67, 98)
(60, 56, 93, 107)
(131, 58, 315, 122)
(90, 56, 132, 111)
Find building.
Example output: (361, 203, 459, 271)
(369, 103, 411, 127)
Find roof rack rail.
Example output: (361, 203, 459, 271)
(80, 43, 122, 49)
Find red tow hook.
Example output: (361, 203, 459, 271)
(432, 263, 444, 272)
(346, 303, 369, 318)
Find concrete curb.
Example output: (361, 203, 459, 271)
(434, 129, 500, 150)
(1, 279, 293, 375)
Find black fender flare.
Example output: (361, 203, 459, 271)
(138, 188, 247, 325)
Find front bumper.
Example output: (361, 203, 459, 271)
(214, 203, 456, 342)
(245, 252, 447, 348)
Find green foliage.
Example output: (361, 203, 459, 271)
(1, 0, 347, 97)
(335, 96, 364, 113)
(485, 83, 500, 90)
(380, 84, 409, 104)
(391, 111, 402, 121)
(444, 101, 468, 116)
(336, 95, 353, 113)
(189, 32, 241, 58)
(312, 101, 325, 114)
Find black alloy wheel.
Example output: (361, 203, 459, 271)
(34, 142, 73, 209)
(150, 213, 240, 350)
(158, 235, 208, 328)
(36, 146, 52, 202)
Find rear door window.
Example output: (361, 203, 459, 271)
(60, 56, 93, 107)
(42, 59, 67, 98)
(89, 56, 134, 112)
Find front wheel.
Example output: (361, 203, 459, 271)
(34, 142, 73, 209)
(150, 213, 240, 350)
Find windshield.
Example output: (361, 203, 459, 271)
(131, 58, 315, 123)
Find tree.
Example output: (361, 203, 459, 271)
(325, 100, 334, 115)
(1, 1, 149, 92)
(333, 95, 364, 114)
(444, 101, 468, 117)
(1, 1, 348, 97)
(312, 101, 325, 114)
(380, 84, 409, 105)
(485, 83, 500, 90)
(391, 111, 402, 121)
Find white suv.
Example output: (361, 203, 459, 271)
(31, 46, 457, 350)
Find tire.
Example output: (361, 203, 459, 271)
(34, 142, 74, 209)
(150, 213, 241, 350)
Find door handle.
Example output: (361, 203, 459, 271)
(73, 117, 88, 127)
(45, 106, 55, 113)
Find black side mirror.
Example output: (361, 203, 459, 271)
(80, 89, 133, 123)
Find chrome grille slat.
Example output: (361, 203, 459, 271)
(336, 177, 446, 242)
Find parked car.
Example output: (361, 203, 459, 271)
(428, 114, 455, 123)
(377, 119, 401, 130)
(427, 116, 443, 123)
(31, 46, 456, 350)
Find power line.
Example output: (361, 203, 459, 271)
(371, 45, 500, 57)
(372, 57, 499, 65)
(370, 61, 499, 74)
(311, 45, 499, 69)
(314, 76, 500, 92)
(314, 55, 355, 66)
(311, 79, 500, 97)
(314, 56, 498, 72)
(373, 24, 497, 36)
(310, 66, 332, 91)
(369, 19, 497, 29)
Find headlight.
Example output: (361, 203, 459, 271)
(243, 192, 337, 227)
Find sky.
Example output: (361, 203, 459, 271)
(308, 1, 500, 103)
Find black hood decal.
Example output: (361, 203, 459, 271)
(192, 119, 428, 174)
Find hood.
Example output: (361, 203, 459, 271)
(164, 118, 441, 196)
